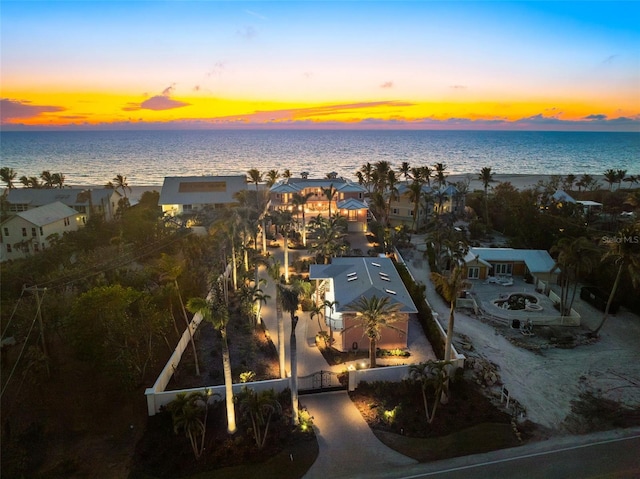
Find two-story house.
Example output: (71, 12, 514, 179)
(1, 201, 82, 261)
(269, 174, 368, 232)
(388, 182, 465, 229)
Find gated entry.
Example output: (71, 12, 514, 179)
(298, 370, 345, 394)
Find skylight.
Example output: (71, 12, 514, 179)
(385, 289, 396, 295)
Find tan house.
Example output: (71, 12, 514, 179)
(158, 176, 247, 217)
(388, 183, 465, 229)
(309, 256, 417, 352)
(463, 247, 559, 283)
(0, 202, 82, 261)
(5, 187, 121, 223)
(270, 174, 368, 232)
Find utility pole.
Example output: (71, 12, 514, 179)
(22, 285, 49, 376)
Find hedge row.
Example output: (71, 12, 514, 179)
(394, 262, 445, 360)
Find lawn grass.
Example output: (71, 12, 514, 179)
(373, 422, 520, 462)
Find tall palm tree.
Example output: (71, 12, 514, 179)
(409, 360, 450, 424)
(408, 180, 424, 232)
(40, 170, 55, 188)
(430, 266, 467, 363)
(398, 161, 411, 181)
(322, 184, 337, 218)
(266, 169, 280, 187)
(616, 169, 628, 190)
(277, 283, 302, 425)
(282, 169, 292, 179)
(309, 302, 325, 335)
(270, 209, 294, 282)
(434, 163, 447, 189)
(479, 166, 494, 226)
(157, 253, 200, 376)
(20, 175, 41, 188)
(267, 258, 286, 378)
(291, 192, 313, 247)
(0, 167, 17, 189)
(52, 172, 66, 189)
(112, 174, 132, 198)
(551, 236, 600, 316)
(186, 294, 237, 434)
(593, 222, 640, 336)
(385, 170, 400, 225)
(357, 162, 375, 193)
(307, 214, 347, 264)
(346, 295, 403, 368)
(603, 169, 618, 191)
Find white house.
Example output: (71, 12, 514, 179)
(5, 188, 121, 222)
(158, 176, 248, 217)
(0, 202, 83, 261)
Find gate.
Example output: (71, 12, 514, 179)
(298, 370, 346, 394)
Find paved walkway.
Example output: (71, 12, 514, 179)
(256, 233, 430, 477)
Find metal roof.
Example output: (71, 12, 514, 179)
(468, 247, 558, 274)
(158, 176, 247, 205)
(336, 198, 368, 210)
(309, 256, 417, 313)
(6, 188, 119, 206)
(15, 201, 79, 226)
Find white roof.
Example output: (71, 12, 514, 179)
(7, 188, 119, 207)
(15, 201, 79, 226)
(309, 256, 417, 313)
(552, 190, 576, 203)
(468, 247, 558, 274)
(158, 176, 247, 205)
(577, 200, 603, 207)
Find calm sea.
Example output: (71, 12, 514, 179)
(0, 130, 638, 186)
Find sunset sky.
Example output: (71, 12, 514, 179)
(2, 1, 639, 131)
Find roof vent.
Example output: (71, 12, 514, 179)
(385, 289, 397, 295)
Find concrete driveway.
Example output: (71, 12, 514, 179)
(301, 391, 417, 479)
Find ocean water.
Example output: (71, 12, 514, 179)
(0, 130, 638, 186)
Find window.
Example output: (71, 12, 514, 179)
(6, 244, 11, 253)
(392, 208, 398, 215)
(468, 267, 480, 279)
(494, 263, 513, 275)
(34, 243, 39, 252)
(22, 228, 27, 237)
(63, 218, 70, 227)
(358, 193, 363, 199)
(183, 204, 193, 211)
(3, 227, 8, 236)
(39, 227, 43, 235)
(31, 227, 37, 237)
(347, 209, 357, 221)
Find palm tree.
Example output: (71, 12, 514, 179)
(167, 390, 218, 459)
(156, 253, 200, 376)
(0, 167, 17, 189)
(40, 170, 55, 188)
(593, 222, 640, 336)
(270, 209, 294, 282)
(430, 266, 467, 363)
(277, 283, 302, 425)
(409, 360, 450, 424)
(346, 295, 403, 368)
(551, 236, 600, 316)
(616, 169, 628, 190)
(20, 175, 41, 188)
(307, 214, 347, 264)
(282, 169, 292, 179)
(322, 184, 337, 218)
(357, 162, 375, 193)
(604, 169, 618, 191)
(52, 172, 65, 188)
(385, 170, 400, 225)
(266, 169, 280, 187)
(309, 302, 325, 335)
(622, 175, 638, 190)
(563, 174, 576, 191)
(434, 163, 447, 189)
(238, 387, 282, 449)
(408, 180, 424, 232)
(112, 174, 132, 198)
(186, 294, 237, 434)
(291, 192, 313, 247)
(479, 167, 494, 226)
(267, 258, 286, 378)
(398, 161, 411, 181)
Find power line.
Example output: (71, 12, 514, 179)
(1, 288, 25, 340)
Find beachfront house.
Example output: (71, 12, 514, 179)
(0, 202, 83, 262)
(5, 188, 121, 223)
(309, 256, 417, 352)
(463, 247, 559, 284)
(158, 176, 247, 219)
(269, 174, 368, 232)
(388, 183, 465, 230)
